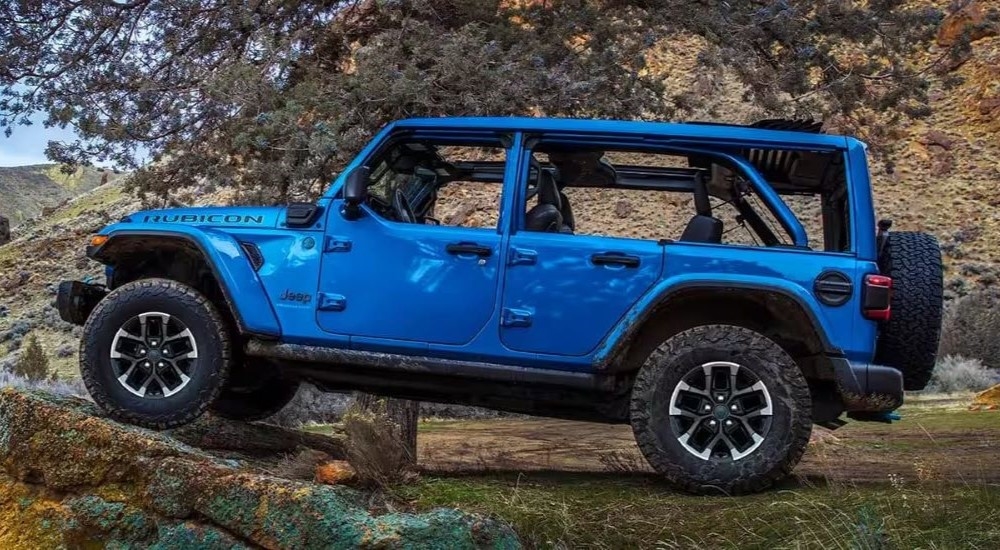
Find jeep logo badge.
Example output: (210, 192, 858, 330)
(280, 290, 312, 304)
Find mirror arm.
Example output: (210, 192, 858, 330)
(342, 201, 362, 220)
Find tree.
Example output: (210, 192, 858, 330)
(1, 1, 953, 204)
(14, 334, 51, 382)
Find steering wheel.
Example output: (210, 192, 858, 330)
(393, 189, 417, 223)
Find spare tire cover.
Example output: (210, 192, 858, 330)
(873, 231, 944, 391)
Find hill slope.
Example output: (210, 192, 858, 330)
(0, 164, 123, 226)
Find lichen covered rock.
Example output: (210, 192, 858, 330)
(0, 388, 520, 549)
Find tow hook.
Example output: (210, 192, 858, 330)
(847, 410, 901, 423)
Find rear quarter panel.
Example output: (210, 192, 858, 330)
(595, 243, 876, 364)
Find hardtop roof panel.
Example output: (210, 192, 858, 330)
(393, 116, 854, 150)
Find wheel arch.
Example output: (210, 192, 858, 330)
(599, 282, 841, 379)
(90, 228, 281, 338)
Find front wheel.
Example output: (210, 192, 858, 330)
(80, 278, 232, 429)
(630, 325, 812, 495)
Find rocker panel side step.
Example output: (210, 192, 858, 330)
(245, 339, 608, 391)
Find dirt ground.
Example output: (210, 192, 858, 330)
(416, 397, 1000, 486)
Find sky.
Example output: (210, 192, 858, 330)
(0, 115, 79, 167)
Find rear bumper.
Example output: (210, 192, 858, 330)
(830, 357, 904, 414)
(57, 281, 108, 326)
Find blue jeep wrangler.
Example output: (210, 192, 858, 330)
(58, 117, 943, 494)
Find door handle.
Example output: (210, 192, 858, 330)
(591, 253, 640, 268)
(446, 242, 493, 257)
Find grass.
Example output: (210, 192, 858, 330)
(389, 404, 1000, 548)
(398, 474, 1000, 549)
(46, 183, 125, 225)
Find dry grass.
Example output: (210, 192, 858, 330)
(596, 449, 645, 473)
(271, 448, 331, 481)
(341, 401, 417, 488)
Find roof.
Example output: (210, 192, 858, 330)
(392, 116, 856, 150)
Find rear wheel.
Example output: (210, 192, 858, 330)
(630, 325, 812, 495)
(211, 361, 301, 422)
(81, 279, 231, 429)
(874, 231, 944, 390)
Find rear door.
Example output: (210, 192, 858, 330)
(500, 231, 663, 356)
(499, 144, 664, 357)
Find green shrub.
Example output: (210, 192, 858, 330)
(13, 334, 51, 382)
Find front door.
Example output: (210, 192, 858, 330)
(316, 132, 512, 347)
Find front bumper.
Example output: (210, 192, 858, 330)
(57, 281, 108, 326)
(830, 357, 904, 417)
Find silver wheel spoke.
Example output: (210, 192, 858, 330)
(163, 328, 194, 344)
(670, 361, 773, 462)
(136, 372, 156, 397)
(111, 312, 196, 400)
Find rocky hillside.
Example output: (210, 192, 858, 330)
(0, 388, 517, 548)
(0, 164, 124, 227)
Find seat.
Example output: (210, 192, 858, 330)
(526, 170, 570, 233)
(558, 191, 575, 231)
(525, 203, 563, 232)
(680, 176, 723, 243)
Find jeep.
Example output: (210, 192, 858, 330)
(58, 117, 943, 494)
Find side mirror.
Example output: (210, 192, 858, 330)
(342, 166, 370, 220)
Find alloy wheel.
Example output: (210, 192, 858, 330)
(668, 361, 773, 461)
(109, 312, 198, 398)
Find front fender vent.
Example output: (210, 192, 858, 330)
(240, 242, 264, 271)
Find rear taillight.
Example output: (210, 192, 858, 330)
(863, 274, 892, 321)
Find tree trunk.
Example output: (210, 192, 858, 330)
(353, 393, 419, 466)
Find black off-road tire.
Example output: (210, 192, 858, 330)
(630, 325, 812, 495)
(80, 278, 232, 429)
(211, 362, 301, 422)
(874, 231, 944, 391)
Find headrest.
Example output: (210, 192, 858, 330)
(547, 150, 616, 188)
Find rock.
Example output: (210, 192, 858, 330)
(614, 200, 632, 218)
(930, 148, 956, 176)
(55, 344, 75, 359)
(1, 272, 31, 292)
(970, 384, 1000, 411)
(0, 216, 9, 246)
(0, 388, 521, 548)
(922, 129, 955, 151)
(937, 1, 997, 47)
(315, 460, 357, 485)
(980, 97, 1000, 115)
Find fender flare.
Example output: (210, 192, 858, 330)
(89, 226, 282, 338)
(594, 277, 841, 368)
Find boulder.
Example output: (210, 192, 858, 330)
(0, 388, 520, 549)
(0, 215, 9, 246)
(937, 1, 998, 47)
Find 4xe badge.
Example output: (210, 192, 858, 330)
(280, 290, 312, 305)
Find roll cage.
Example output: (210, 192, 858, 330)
(353, 128, 850, 251)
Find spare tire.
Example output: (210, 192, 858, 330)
(874, 231, 944, 390)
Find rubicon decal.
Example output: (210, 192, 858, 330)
(142, 214, 266, 224)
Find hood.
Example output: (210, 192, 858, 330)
(127, 206, 284, 228)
